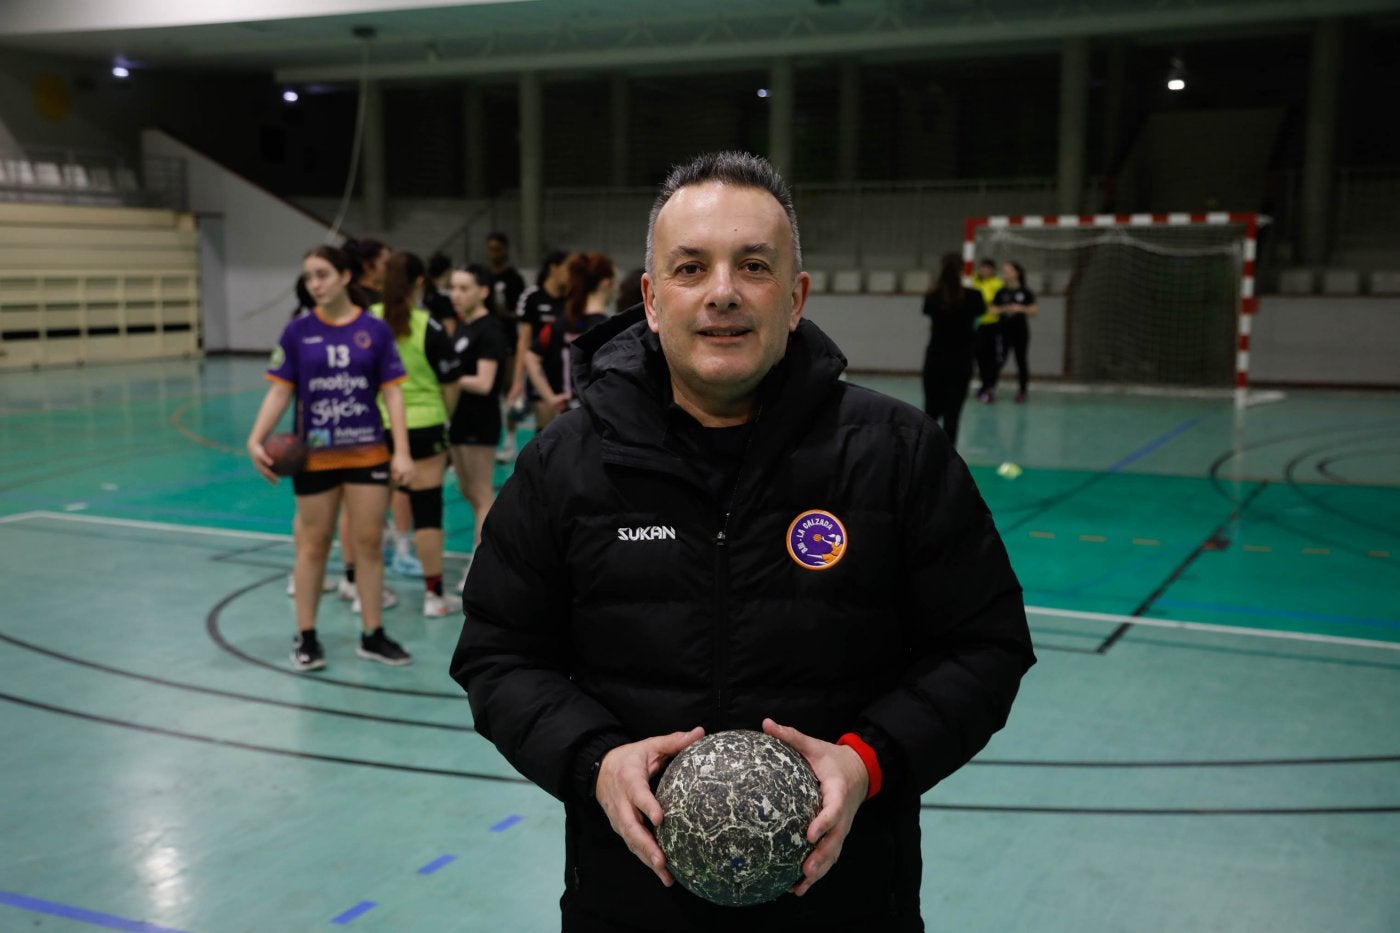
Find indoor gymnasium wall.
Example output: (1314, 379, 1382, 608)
(142, 129, 335, 354)
(804, 291, 1399, 388)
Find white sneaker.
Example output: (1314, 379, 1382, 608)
(351, 586, 400, 614)
(457, 555, 474, 592)
(495, 441, 517, 464)
(422, 591, 463, 618)
(336, 578, 357, 602)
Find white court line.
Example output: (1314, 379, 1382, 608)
(4, 510, 474, 558)
(7, 511, 1395, 652)
(1030, 605, 1400, 653)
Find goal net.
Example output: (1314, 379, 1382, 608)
(964, 213, 1262, 392)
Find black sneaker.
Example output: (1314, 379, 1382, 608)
(291, 631, 325, 671)
(356, 627, 412, 666)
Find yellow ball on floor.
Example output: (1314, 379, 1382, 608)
(997, 462, 1023, 479)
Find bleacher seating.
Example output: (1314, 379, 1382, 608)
(1278, 269, 1315, 294)
(831, 270, 863, 294)
(1321, 270, 1362, 296)
(0, 202, 200, 369)
(1368, 271, 1400, 295)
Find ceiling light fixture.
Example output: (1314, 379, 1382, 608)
(1166, 57, 1186, 92)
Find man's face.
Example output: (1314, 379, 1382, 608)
(546, 256, 573, 293)
(978, 262, 996, 281)
(642, 182, 809, 422)
(486, 237, 509, 268)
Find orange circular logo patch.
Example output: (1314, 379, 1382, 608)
(786, 509, 847, 571)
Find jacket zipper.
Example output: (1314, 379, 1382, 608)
(712, 511, 732, 726)
(709, 404, 760, 727)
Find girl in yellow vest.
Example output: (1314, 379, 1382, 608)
(370, 251, 464, 617)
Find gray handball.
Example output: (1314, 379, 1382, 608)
(655, 729, 821, 907)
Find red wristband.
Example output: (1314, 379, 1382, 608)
(836, 732, 882, 799)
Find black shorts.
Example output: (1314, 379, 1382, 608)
(386, 424, 449, 460)
(292, 462, 390, 496)
(450, 395, 503, 447)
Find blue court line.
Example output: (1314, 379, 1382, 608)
(417, 854, 457, 875)
(330, 900, 377, 925)
(1153, 598, 1400, 631)
(490, 814, 524, 832)
(1107, 417, 1203, 473)
(0, 891, 189, 933)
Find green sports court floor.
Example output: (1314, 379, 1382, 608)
(1, 357, 1397, 932)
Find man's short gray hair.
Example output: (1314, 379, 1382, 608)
(645, 151, 802, 276)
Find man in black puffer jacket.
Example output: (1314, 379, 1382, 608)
(451, 151, 1035, 933)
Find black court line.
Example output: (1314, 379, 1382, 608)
(5, 691, 1393, 814)
(0, 690, 525, 785)
(1095, 480, 1270, 654)
(206, 571, 467, 700)
(10, 626, 1392, 772)
(1203, 424, 1400, 562)
(0, 630, 475, 733)
(0, 443, 195, 494)
(970, 754, 1400, 768)
(1316, 444, 1400, 485)
(919, 802, 1400, 815)
(1283, 444, 1400, 541)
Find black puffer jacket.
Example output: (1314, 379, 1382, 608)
(451, 312, 1034, 932)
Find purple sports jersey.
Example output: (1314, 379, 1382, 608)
(266, 308, 407, 470)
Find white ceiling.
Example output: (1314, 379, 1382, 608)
(0, 0, 1394, 83)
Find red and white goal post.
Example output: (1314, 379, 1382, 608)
(963, 212, 1265, 405)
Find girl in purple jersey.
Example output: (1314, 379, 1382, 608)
(247, 245, 417, 672)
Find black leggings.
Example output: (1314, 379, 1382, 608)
(1000, 315, 1029, 394)
(975, 322, 1002, 394)
(922, 349, 972, 446)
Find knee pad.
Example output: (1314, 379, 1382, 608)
(408, 486, 444, 530)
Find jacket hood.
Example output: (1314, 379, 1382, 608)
(569, 308, 849, 453)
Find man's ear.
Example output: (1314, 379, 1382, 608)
(641, 273, 661, 334)
(788, 271, 811, 332)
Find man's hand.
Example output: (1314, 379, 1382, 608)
(595, 727, 705, 887)
(762, 718, 869, 897)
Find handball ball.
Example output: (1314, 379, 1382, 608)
(264, 432, 308, 476)
(655, 730, 820, 907)
(996, 461, 1023, 479)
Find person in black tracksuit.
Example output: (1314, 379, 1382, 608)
(993, 260, 1038, 402)
(921, 251, 984, 445)
(450, 153, 1034, 933)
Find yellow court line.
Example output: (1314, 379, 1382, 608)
(169, 397, 241, 454)
(1079, 534, 1107, 543)
(1302, 547, 1331, 556)
(1242, 545, 1273, 553)
(1369, 550, 1391, 559)
(1131, 538, 1160, 547)
(1028, 531, 1055, 539)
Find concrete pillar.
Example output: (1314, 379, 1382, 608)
(1056, 36, 1090, 216)
(462, 82, 485, 199)
(767, 58, 795, 179)
(361, 80, 386, 233)
(1301, 18, 1341, 267)
(518, 71, 543, 267)
(837, 60, 860, 183)
(1099, 40, 1128, 210)
(610, 74, 630, 188)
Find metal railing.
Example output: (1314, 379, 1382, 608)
(0, 146, 186, 211)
